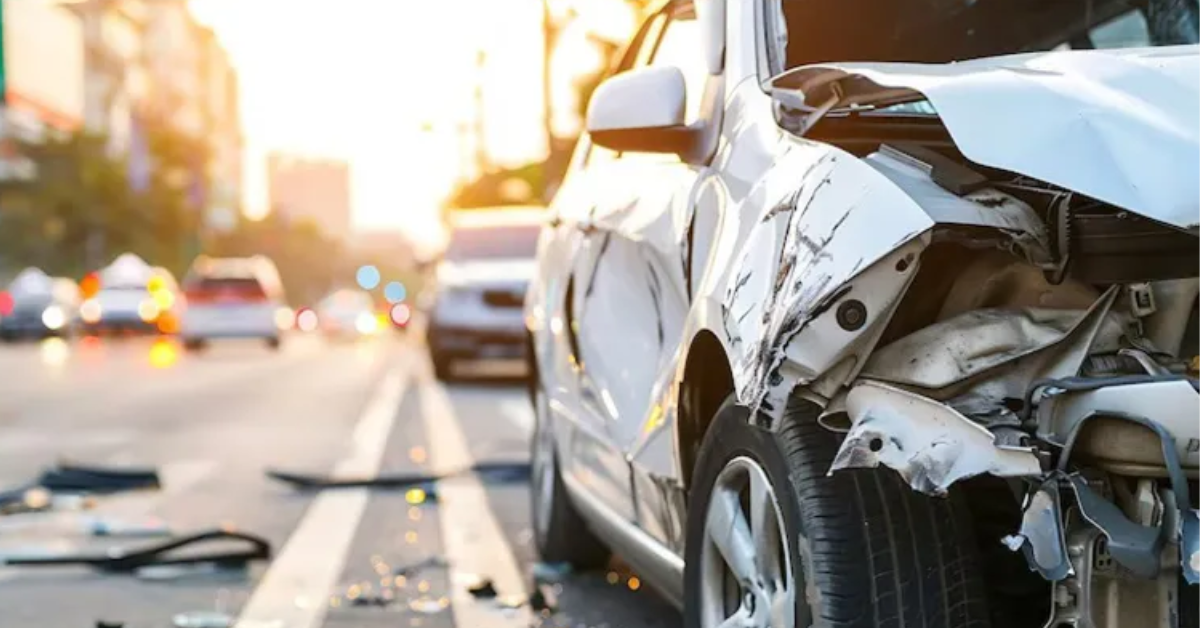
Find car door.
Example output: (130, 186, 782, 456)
(536, 8, 676, 524)
(568, 3, 713, 531)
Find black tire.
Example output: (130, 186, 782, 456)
(182, 338, 207, 352)
(265, 336, 282, 350)
(530, 385, 609, 569)
(683, 396, 991, 628)
(432, 354, 454, 381)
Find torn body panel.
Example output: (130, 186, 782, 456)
(831, 380, 1042, 495)
(721, 136, 1054, 427)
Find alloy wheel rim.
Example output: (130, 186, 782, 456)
(531, 388, 556, 537)
(699, 456, 796, 628)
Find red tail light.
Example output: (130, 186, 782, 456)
(185, 284, 266, 304)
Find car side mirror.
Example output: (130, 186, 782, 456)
(587, 66, 698, 155)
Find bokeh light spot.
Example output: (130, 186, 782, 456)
(296, 308, 318, 332)
(384, 281, 407, 303)
(390, 303, 412, 328)
(356, 265, 381, 290)
(148, 338, 179, 369)
(0, 291, 12, 316)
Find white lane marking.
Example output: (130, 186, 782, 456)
(498, 395, 534, 434)
(234, 359, 411, 628)
(420, 368, 534, 626)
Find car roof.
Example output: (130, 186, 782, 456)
(447, 207, 546, 230)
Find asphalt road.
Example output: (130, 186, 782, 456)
(0, 333, 679, 628)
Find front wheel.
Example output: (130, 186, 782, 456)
(683, 397, 992, 628)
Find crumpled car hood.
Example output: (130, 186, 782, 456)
(772, 45, 1200, 232)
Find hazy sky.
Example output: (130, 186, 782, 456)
(190, 0, 632, 242)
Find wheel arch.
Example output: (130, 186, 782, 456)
(675, 328, 736, 488)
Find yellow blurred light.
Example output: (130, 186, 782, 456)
(628, 576, 641, 591)
(275, 307, 295, 330)
(296, 309, 318, 332)
(355, 311, 378, 335)
(148, 339, 179, 369)
(147, 276, 165, 293)
(41, 306, 65, 331)
(152, 289, 175, 310)
(39, 337, 70, 367)
(404, 488, 427, 505)
(137, 300, 160, 322)
(80, 299, 102, 324)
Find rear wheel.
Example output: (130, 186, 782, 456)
(431, 353, 454, 381)
(530, 385, 609, 568)
(182, 338, 207, 352)
(683, 396, 992, 628)
(265, 336, 282, 350)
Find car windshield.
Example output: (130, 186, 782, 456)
(767, 0, 1199, 74)
(444, 225, 540, 262)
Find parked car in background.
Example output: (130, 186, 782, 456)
(523, 2, 1199, 628)
(426, 207, 542, 379)
(0, 268, 79, 340)
(315, 288, 380, 339)
(80, 253, 183, 335)
(179, 256, 289, 351)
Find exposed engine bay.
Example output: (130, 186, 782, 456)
(804, 115, 1200, 627)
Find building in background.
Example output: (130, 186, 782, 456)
(65, 0, 241, 221)
(0, 0, 85, 182)
(267, 154, 352, 243)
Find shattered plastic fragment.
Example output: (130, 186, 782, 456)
(172, 611, 233, 628)
(467, 577, 498, 599)
(531, 561, 572, 583)
(89, 516, 171, 537)
(408, 596, 450, 614)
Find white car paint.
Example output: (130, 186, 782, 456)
(771, 45, 1200, 231)
(525, 0, 1199, 612)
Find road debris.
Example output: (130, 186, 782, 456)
(531, 561, 572, 583)
(466, 576, 499, 599)
(38, 462, 161, 493)
(88, 515, 172, 537)
(172, 610, 233, 628)
(408, 596, 450, 614)
(264, 461, 530, 491)
(1, 528, 271, 573)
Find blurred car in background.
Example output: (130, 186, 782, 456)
(0, 268, 80, 340)
(426, 207, 542, 379)
(79, 253, 183, 335)
(179, 255, 289, 351)
(314, 288, 380, 339)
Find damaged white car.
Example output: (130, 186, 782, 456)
(524, 1, 1199, 627)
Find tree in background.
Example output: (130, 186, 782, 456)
(0, 121, 207, 281)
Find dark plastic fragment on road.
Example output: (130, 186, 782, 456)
(265, 461, 530, 491)
(467, 577, 498, 599)
(39, 462, 161, 493)
(393, 555, 449, 576)
(96, 621, 124, 628)
(3, 528, 271, 573)
(528, 584, 557, 614)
